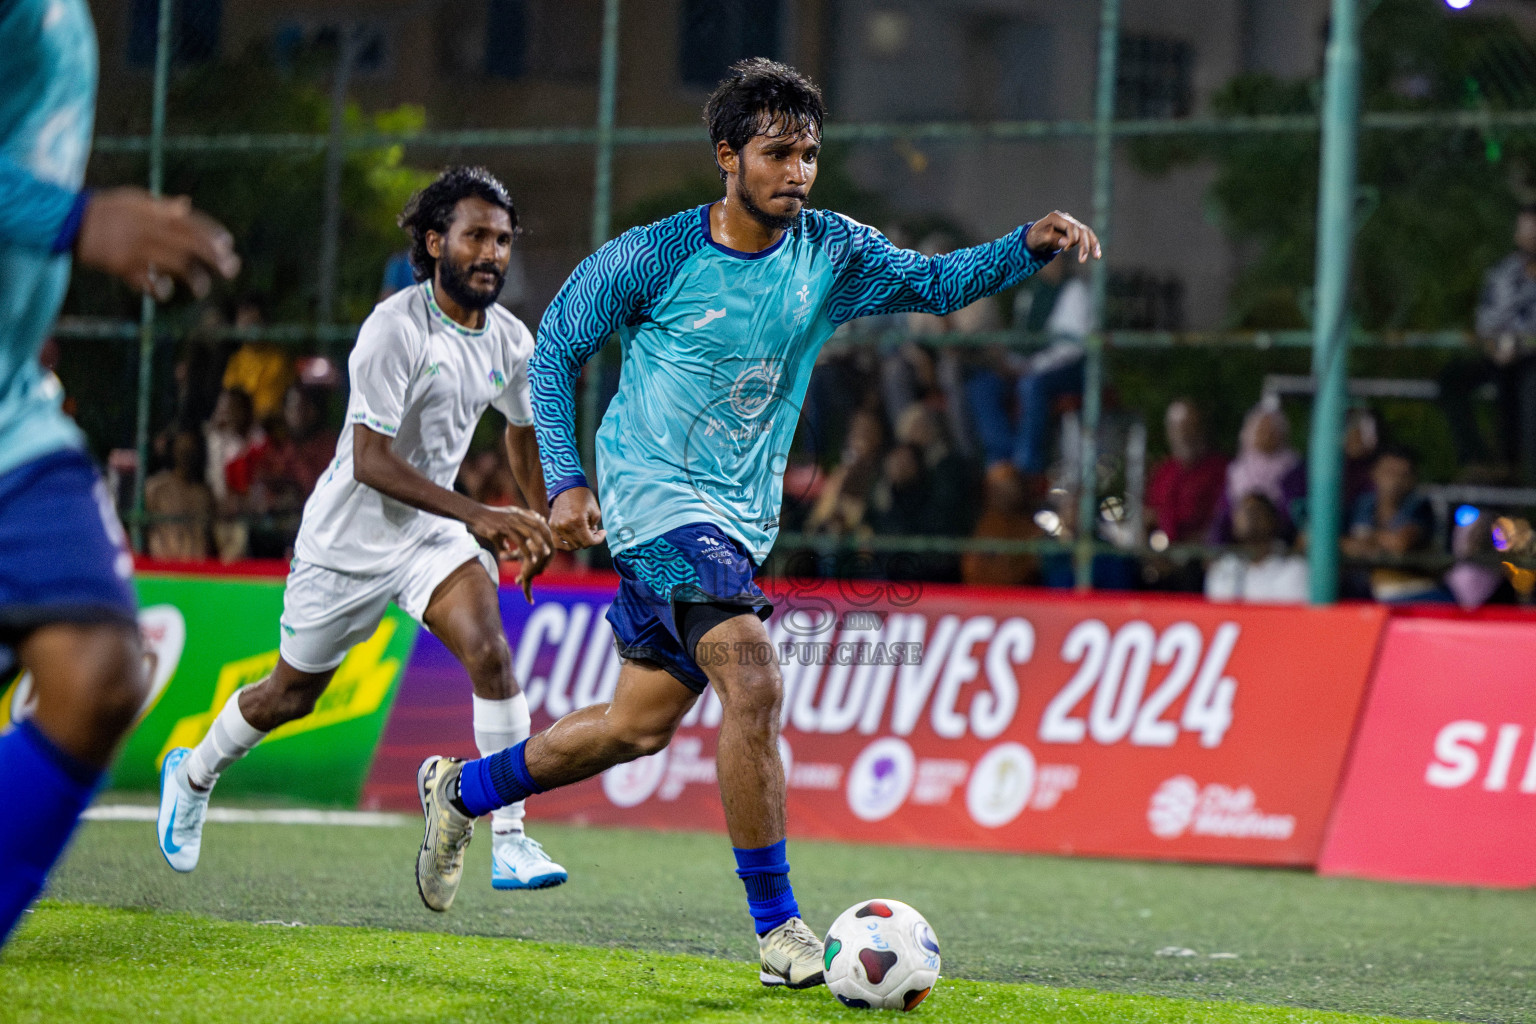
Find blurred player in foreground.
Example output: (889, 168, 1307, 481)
(0, 0, 240, 949)
(156, 167, 567, 894)
(414, 59, 1101, 987)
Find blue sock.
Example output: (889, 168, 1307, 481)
(734, 839, 800, 935)
(457, 739, 543, 818)
(0, 721, 102, 948)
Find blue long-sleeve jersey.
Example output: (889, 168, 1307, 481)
(0, 0, 96, 478)
(532, 204, 1051, 563)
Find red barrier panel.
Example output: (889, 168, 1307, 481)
(367, 579, 1386, 866)
(1319, 617, 1536, 887)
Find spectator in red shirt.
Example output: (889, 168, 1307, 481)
(248, 385, 336, 512)
(1147, 398, 1228, 547)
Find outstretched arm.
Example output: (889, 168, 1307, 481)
(532, 231, 652, 550)
(827, 210, 1100, 324)
(0, 154, 239, 298)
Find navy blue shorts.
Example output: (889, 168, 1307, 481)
(0, 450, 137, 668)
(607, 523, 772, 693)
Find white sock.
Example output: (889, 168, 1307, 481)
(184, 691, 267, 791)
(474, 693, 531, 835)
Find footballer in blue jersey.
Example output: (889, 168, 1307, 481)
(0, 0, 239, 950)
(419, 58, 1099, 987)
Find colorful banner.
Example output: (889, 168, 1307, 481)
(365, 578, 1387, 865)
(1319, 617, 1536, 888)
(1, 573, 418, 806)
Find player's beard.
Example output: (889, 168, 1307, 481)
(738, 178, 802, 232)
(437, 255, 505, 311)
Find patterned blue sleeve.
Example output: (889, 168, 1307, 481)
(813, 212, 1053, 325)
(0, 152, 86, 252)
(532, 218, 693, 502)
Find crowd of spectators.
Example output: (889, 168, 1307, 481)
(117, 210, 1536, 610)
(777, 211, 1536, 610)
(139, 296, 339, 562)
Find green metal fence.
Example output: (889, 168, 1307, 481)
(80, 0, 1526, 600)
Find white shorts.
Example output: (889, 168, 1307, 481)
(278, 524, 497, 674)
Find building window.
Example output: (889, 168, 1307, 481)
(964, 17, 1052, 120)
(484, 0, 528, 80)
(484, 1, 601, 81)
(128, 0, 223, 66)
(272, 22, 387, 75)
(679, 0, 781, 89)
(1106, 271, 1184, 330)
(1116, 35, 1193, 119)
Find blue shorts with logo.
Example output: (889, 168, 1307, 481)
(607, 522, 773, 692)
(0, 449, 137, 675)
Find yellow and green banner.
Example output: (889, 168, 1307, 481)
(0, 573, 420, 806)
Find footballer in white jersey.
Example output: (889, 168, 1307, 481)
(156, 168, 567, 899)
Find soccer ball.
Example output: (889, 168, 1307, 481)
(822, 898, 940, 1011)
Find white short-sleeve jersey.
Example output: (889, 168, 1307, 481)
(295, 281, 535, 575)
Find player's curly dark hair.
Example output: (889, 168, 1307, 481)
(703, 58, 825, 183)
(397, 166, 518, 283)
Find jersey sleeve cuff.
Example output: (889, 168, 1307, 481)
(51, 190, 91, 254)
(348, 409, 400, 437)
(1020, 221, 1058, 262)
(546, 474, 589, 502)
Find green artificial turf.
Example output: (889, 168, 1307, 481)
(2, 902, 1448, 1024)
(31, 813, 1536, 1023)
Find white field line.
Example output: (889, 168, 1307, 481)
(84, 804, 410, 827)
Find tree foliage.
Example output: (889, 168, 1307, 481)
(1139, 0, 1536, 330)
(70, 43, 434, 325)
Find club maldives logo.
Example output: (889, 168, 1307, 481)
(846, 738, 916, 822)
(1147, 775, 1296, 841)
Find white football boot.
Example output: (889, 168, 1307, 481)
(490, 832, 568, 890)
(415, 755, 475, 912)
(155, 747, 209, 873)
(757, 916, 826, 989)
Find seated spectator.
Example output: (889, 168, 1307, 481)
(221, 296, 294, 424)
(1282, 405, 1380, 531)
(144, 429, 214, 561)
(244, 385, 338, 557)
(1146, 398, 1228, 546)
(962, 464, 1042, 587)
(868, 443, 933, 537)
(1444, 508, 1514, 610)
(1204, 493, 1309, 604)
(1341, 445, 1439, 601)
(1011, 257, 1092, 475)
(867, 441, 952, 581)
(894, 404, 979, 536)
(805, 408, 887, 538)
(965, 256, 1093, 476)
(1209, 399, 1301, 543)
(204, 386, 264, 561)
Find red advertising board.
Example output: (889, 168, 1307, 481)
(1319, 617, 1536, 887)
(365, 578, 1387, 866)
